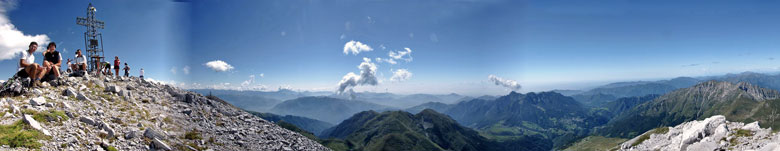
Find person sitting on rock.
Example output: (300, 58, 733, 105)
(66, 58, 72, 73)
(70, 49, 88, 77)
(17, 42, 44, 87)
(39, 42, 62, 82)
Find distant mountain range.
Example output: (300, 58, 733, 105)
(269, 96, 396, 124)
(246, 111, 334, 136)
(597, 80, 780, 138)
(319, 109, 553, 151)
(193, 71, 780, 150)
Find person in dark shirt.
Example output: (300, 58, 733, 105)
(123, 63, 130, 77)
(40, 42, 62, 81)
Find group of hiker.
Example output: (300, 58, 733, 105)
(17, 41, 143, 87)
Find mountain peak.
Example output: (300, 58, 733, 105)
(0, 75, 328, 150)
(690, 80, 780, 101)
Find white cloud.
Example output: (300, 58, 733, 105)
(375, 57, 397, 65)
(280, 31, 286, 36)
(259, 73, 264, 78)
(390, 69, 412, 82)
(182, 66, 190, 75)
(429, 33, 439, 42)
(241, 75, 256, 86)
(488, 75, 522, 91)
(170, 66, 177, 74)
(337, 57, 379, 94)
(204, 60, 234, 72)
(340, 34, 346, 40)
(0, 1, 50, 61)
(389, 47, 413, 62)
(343, 40, 373, 55)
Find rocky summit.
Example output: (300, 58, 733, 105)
(619, 115, 780, 151)
(0, 75, 329, 150)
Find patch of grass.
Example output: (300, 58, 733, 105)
(630, 127, 669, 147)
(184, 129, 202, 140)
(106, 146, 118, 151)
(0, 120, 48, 148)
(32, 110, 69, 124)
(734, 129, 753, 137)
(563, 136, 627, 151)
(163, 116, 173, 124)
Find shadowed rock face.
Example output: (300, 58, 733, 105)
(0, 75, 329, 150)
(620, 115, 780, 151)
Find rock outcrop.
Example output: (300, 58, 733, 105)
(619, 115, 780, 151)
(0, 75, 330, 150)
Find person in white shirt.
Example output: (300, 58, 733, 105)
(18, 42, 44, 86)
(70, 49, 87, 72)
(140, 68, 144, 79)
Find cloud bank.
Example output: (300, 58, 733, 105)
(488, 75, 521, 90)
(0, 1, 50, 61)
(204, 60, 234, 72)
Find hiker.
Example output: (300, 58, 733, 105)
(114, 56, 120, 78)
(66, 59, 72, 73)
(70, 49, 88, 77)
(40, 42, 62, 82)
(102, 61, 111, 75)
(123, 63, 130, 77)
(18, 42, 43, 86)
(139, 68, 144, 79)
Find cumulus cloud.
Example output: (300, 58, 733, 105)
(390, 69, 412, 82)
(241, 75, 256, 86)
(343, 40, 373, 55)
(0, 1, 50, 60)
(182, 66, 190, 75)
(488, 75, 521, 91)
(337, 58, 378, 94)
(204, 60, 234, 72)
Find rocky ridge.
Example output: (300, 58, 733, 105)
(619, 115, 780, 151)
(0, 75, 329, 150)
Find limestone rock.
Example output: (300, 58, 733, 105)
(23, 114, 51, 136)
(29, 97, 46, 106)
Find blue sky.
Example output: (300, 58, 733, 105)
(0, 0, 188, 84)
(2, 0, 780, 95)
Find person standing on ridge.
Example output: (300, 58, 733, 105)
(139, 68, 144, 79)
(114, 56, 120, 78)
(123, 63, 130, 77)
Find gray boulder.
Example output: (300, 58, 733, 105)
(29, 97, 46, 106)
